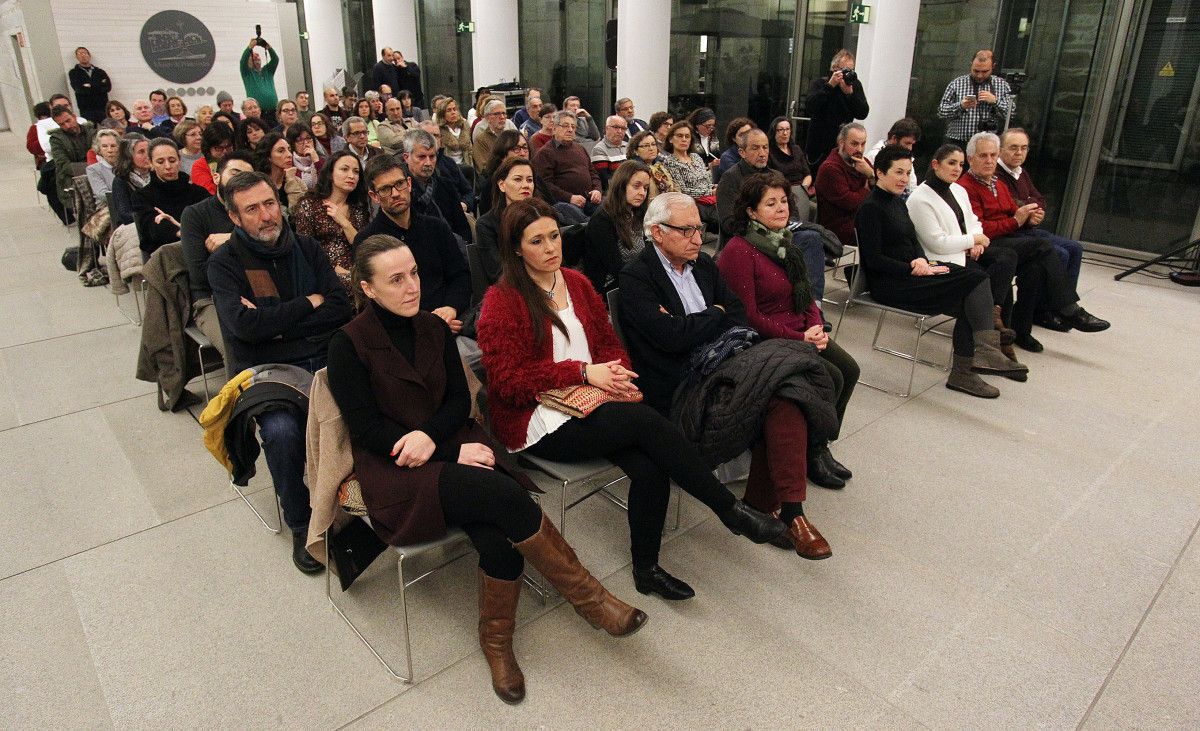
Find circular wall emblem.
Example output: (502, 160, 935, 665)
(140, 11, 216, 84)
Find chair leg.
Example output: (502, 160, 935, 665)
(396, 555, 415, 683)
(197, 345, 211, 402)
(325, 532, 413, 682)
(230, 478, 282, 534)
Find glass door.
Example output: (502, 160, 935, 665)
(342, 0, 376, 90)
(789, 0, 851, 140)
(1077, 0, 1200, 252)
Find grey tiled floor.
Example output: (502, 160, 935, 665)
(2, 131, 1197, 729)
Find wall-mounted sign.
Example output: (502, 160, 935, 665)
(850, 4, 872, 23)
(140, 10, 216, 84)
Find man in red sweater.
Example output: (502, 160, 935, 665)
(957, 132, 1108, 352)
(532, 110, 602, 215)
(815, 122, 873, 247)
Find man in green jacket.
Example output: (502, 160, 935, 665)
(241, 37, 279, 119)
(47, 104, 96, 213)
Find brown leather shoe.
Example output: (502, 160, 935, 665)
(514, 514, 648, 636)
(789, 516, 832, 560)
(478, 571, 525, 704)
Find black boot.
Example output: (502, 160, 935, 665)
(632, 564, 695, 600)
(717, 501, 788, 544)
(813, 445, 852, 480)
(807, 447, 846, 489)
(292, 530, 324, 574)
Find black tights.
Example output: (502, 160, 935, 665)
(438, 462, 543, 581)
(525, 402, 737, 569)
(951, 278, 996, 357)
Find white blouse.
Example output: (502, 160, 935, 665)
(520, 288, 593, 451)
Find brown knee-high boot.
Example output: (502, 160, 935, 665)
(514, 514, 648, 637)
(478, 571, 525, 704)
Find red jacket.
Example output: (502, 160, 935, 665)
(477, 267, 630, 450)
(26, 125, 45, 169)
(956, 172, 1028, 240)
(191, 157, 216, 194)
(814, 149, 871, 246)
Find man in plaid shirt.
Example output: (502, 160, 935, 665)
(937, 50, 1013, 147)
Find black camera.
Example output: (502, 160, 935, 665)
(255, 24, 263, 45)
(977, 118, 999, 133)
(838, 68, 858, 85)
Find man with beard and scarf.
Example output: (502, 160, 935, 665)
(815, 122, 874, 249)
(208, 171, 353, 573)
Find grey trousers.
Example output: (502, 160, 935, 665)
(192, 297, 228, 361)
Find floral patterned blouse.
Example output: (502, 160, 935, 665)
(291, 193, 370, 290)
(661, 152, 713, 198)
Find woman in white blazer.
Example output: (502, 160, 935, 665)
(907, 144, 1023, 371)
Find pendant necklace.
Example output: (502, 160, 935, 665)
(542, 271, 557, 300)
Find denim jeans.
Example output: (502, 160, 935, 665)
(1028, 227, 1084, 291)
(793, 229, 828, 305)
(256, 408, 312, 533)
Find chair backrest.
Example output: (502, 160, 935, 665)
(464, 243, 490, 306)
(560, 223, 587, 269)
(848, 228, 868, 297)
(606, 287, 626, 347)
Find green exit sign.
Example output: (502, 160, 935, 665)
(456, 21, 475, 33)
(850, 4, 871, 23)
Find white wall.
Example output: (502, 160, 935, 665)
(46, 0, 286, 112)
(854, 0, 921, 145)
(373, 0, 419, 64)
(471, 0, 518, 87)
(615, 0, 670, 115)
(303, 0, 346, 90)
(0, 0, 64, 129)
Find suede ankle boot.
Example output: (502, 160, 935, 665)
(947, 355, 1000, 398)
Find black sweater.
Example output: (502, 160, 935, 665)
(353, 211, 472, 316)
(132, 172, 211, 254)
(854, 186, 924, 280)
(804, 76, 870, 165)
(207, 229, 353, 374)
(327, 304, 469, 462)
(180, 195, 234, 300)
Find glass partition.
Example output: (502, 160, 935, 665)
(518, 0, 608, 116)
(416, 0, 474, 106)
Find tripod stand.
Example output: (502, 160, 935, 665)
(1113, 235, 1200, 283)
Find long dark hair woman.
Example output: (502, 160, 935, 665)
(254, 132, 307, 214)
(327, 234, 646, 705)
(854, 145, 1027, 398)
(475, 157, 535, 284)
(718, 170, 859, 491)
(110, 133, 151, 226)
(235, 117, 269, 151)
(766, 115, 814, 219)
(291, 148, 370, 290)
(476, 198, 786, 602)
(476, 129, 531, 214)
(583, 159, 652, 293)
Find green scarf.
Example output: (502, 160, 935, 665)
(743, 219, 813, 312)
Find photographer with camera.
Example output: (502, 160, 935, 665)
(937, 50, 1013, 148)
(241, 27, 280, 127)
(803, 49, 870, 169)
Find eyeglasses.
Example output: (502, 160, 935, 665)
(558, 123, 577, 130)
(607, 123, 628, 130)
(348, 129, 368, 137)
(637, 141, 658, 149)
(374, 179, 409, 197)
(660, 222, 703, 239)
(515, 143, 529, 150)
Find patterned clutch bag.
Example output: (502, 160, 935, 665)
(537, 385, 643, 418)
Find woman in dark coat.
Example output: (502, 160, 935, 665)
(131, 138, 209, 256)
(326, 234, 646, 706)
(854, 145, 1026, 398)
(583, 159, 652, 294)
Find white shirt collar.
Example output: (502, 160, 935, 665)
(998, 159, 1022, 179)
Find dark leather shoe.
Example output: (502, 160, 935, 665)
(788, 516, 832, 560)
(717, 500, 788, 544)
(632, 564, 695, 600)
(1034, 312, 1072, 332)
(807, 452, 846, 489)
(1064, 308, 1110, 333)
(823, 449, 852, 480)
(292, 530, 324, 574)
(1014, 333, 1044, 353)
(767, 511, 794, 550)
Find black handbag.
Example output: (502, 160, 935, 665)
(328, 516, 389, 591)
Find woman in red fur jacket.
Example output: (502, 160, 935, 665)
(477, 198, 786, 602)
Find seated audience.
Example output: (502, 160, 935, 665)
(295, 91, 313, 124)
(128, 99, 161, 136)
(686, 108, 720, 168)
(132, 138, 210, 256)
(195, 105, 214, 130)
(648, 112, 673, 146)
(48, 104, 96, 212)
(855, 145, 1026, 398)
(614, 97, 649, 138)
(286, 122, 320, 188)
(241, 98, 262, 122)
(179, 151, 256, 358)
(475, 158, 535, 284)
(478, 136, 587, 226)
(318, 87, 345, 129)
(105, 100, 131, 129)
(192, 122, 236, 195)
(467, 87, 491, 129)
(995, 127, 1085, 305)
(718, 171, 859, 485)
(397, 89, 428, 123)
(149, 90, 169, 125)
(477, 130, 530, 214)
(328, 234, 645, 705)
(532, 110, 603, 215)
(354, 156, 471, 333)
(155, 96, 188, 135)
(111, 133, 151, 226)
(292, 149, 370, 290)
(309, 113, 345, 159)
(584, 160, 651, 294)
(208, 171, 353, 573)
(590, 116, 629, 189)
(659, 121, 716, 225)
(26, 103, 50, 170)
(477, 198, 786, 600)
(275, 98, 300, 136)
(342, 116, 381, 169)
(211, 111, 239, 131)
(417, 119, 476, 213)
(864, 118, 921, 195)
(815, 122, 873, 248)
(715, 117, 755, 181)
(907, 144, 1022, 372)
(472, 99, 510, 174)
(958, 132, 1108, 350)
(215, 91, 241, 122)
(563, 96, 600, 141)
(173, 120, 203, 173)
(254, 132, 307, 215)
(353, 99, 381, 146)
(366, 90, 385, 122)
(766, 115, 813, 215)
(377, 97, 410, 155)
(85, 128, 121, 198)
(517, 91, 543, 138)
(437, 96, 472, 168)
(235, 117, 269, 151)
(627, 130, 677, 197)
(528, 105, 556, 153)
(403, 128, 474, 244)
